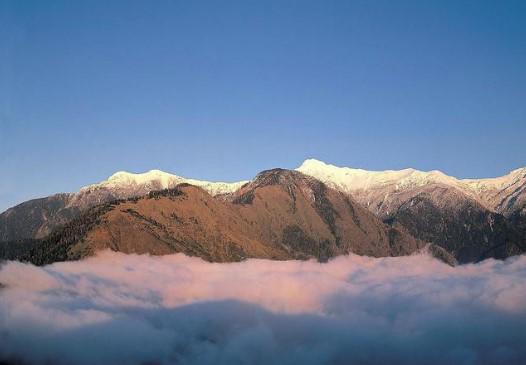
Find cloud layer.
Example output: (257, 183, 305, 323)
(1, 252, 525, 365)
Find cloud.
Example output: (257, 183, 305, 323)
(0, 252, 525, 365)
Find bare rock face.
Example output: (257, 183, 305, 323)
(23, 170, 425, 266)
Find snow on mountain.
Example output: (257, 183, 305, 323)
(80, 169, 248, 196)
(296, 159, 526, 215)
(296, 159, 460, 192)
(0, 169, 249, 242)
(462, 167, 526, 215)
(463, 167, 526, 192)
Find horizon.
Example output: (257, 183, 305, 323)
(1, 0, 525, 211)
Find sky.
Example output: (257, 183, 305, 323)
(0, 0, 525, 212)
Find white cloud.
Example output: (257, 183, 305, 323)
(0, 252, 525, 365)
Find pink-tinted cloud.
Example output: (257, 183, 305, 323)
(0, 252, 525, 364)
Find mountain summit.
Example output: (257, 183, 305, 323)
(80, 169, 247, 196)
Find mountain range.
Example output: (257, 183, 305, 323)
(1, 159, 525, 265)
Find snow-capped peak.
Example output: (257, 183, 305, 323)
(297, 159, 458, 192)
(105, 169, 179, 187)
(81, 169, 248, 196)
(296, 159, 526, 215)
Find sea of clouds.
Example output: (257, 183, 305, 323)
(0, 251, 525, 365)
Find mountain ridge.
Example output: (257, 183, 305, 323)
(21, 169, 429, 266)
(0, 170, 248, 242)
(1, 160, 525, 265)
(79, 169, 248, 196)
(297, 158, 526, 216)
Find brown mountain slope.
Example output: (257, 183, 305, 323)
(230, 169, 423, 259)
(25, 170, 427, 265)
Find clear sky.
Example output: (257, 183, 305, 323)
(0, 0, 525, 212)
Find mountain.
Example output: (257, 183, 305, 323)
(463, 169, 526, 216)
(1, 160, 524, 265)
(297, 159, 526, 263)
(297, 159, 526, 216)
(0, 170, 246, 242)
(23, 169, 429, 265)
(0, 193, 78, 242)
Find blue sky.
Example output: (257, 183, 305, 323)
(1, 0, 525, 211)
